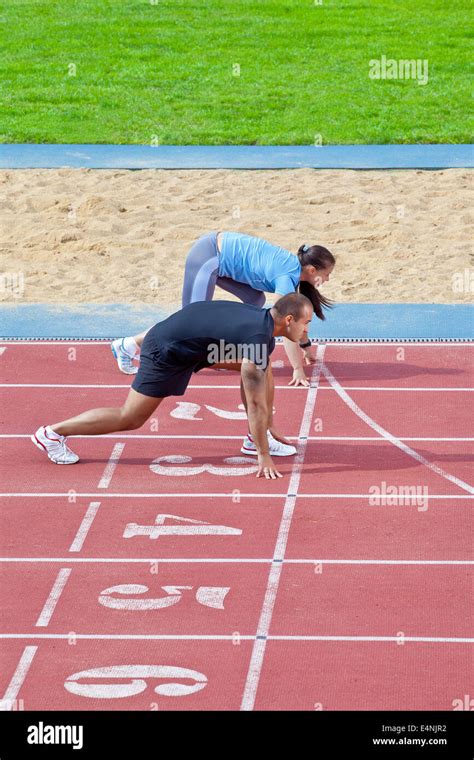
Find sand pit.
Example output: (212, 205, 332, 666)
(1, 167, 472, 307)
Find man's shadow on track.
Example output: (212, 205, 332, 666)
(299, 442, 474, 476)
(80, 443, 474, 478)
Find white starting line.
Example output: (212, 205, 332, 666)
(2, 434, 473, 442)
(97, 444, 125, 489)
(69, 502, 101, 552)
(2, 492, 473, 499)
(1, 383, 473, 391)
(0, 634, 472, 643)
(0, 646, 37, 709)
(1, 341, 473, 346)
(1, 557, 472, 565)
(35, 569, 72, 627)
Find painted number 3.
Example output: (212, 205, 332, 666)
(150, 455, 258, 476)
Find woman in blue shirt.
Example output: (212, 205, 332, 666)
(113, 231, 335, 387)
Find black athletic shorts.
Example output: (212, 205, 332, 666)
(131, 300, 274, 398)
(131, 331, 195, 398)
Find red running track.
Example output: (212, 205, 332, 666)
(0, 341, 473, 711)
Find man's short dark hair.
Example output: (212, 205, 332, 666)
(272, 292, 312, 320)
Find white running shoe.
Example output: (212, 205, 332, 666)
(111, 339, 138, 375)
(241, 431, 297, 457)
(31, 426, 80, 464)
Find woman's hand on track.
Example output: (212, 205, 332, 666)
(257, 454, 283, 479)
(303, 347, 318, 365)
(288, 367, 309, 387)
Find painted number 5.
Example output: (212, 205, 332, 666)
(64, 665, 207, 699)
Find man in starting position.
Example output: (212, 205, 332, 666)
(31, 292, 313, 480)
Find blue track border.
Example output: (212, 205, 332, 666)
(0, 304, 472, 341)
(1, 144, 473, 169)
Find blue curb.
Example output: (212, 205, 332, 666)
(0, 304, 472, 341)
(1, 144, 473, 170)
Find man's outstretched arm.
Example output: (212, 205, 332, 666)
(240, 359, 283, 479)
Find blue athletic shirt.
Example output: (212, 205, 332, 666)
(218, 232, 301, 295)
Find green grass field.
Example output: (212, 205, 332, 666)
(1, 0, 471, 144)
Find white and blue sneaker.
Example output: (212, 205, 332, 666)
(111, 339, 138, 375)
(31, 426, 79, 464)
(241, 431, 297, 457)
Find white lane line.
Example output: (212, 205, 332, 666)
(2, 434, 474, 441)
(0, 341, 111, 345)
(286, 559, 474, 565)
(0, 384, 133, 388)
(0, 646, 37, 709)
(316, 387, 474, 392)
(0, 384, 137, 388)
(2, 492, 473, 499)
(321, 343, 474, 348)
(0, 557, 270, 564)
(310, 437, 474, 441)
(35, 568, 71, 627)
(270, 636, 474, 642)
(1, 383, 473, 391)
(0, 347, 6, 356)
(326, 344, 474, 348)
(97, 443, 125, 489)
(322, 364, 474, 496)
(241, 345, 326, 711)
(0, 634, 472, 642)
(2, 341, 473, 346)
(69, 502, 101, 552)
(1, 557, 472, 565)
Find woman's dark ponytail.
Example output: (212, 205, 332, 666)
(297, 244, 335, 321)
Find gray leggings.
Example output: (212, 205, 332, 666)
(181, 232, 266, 308)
